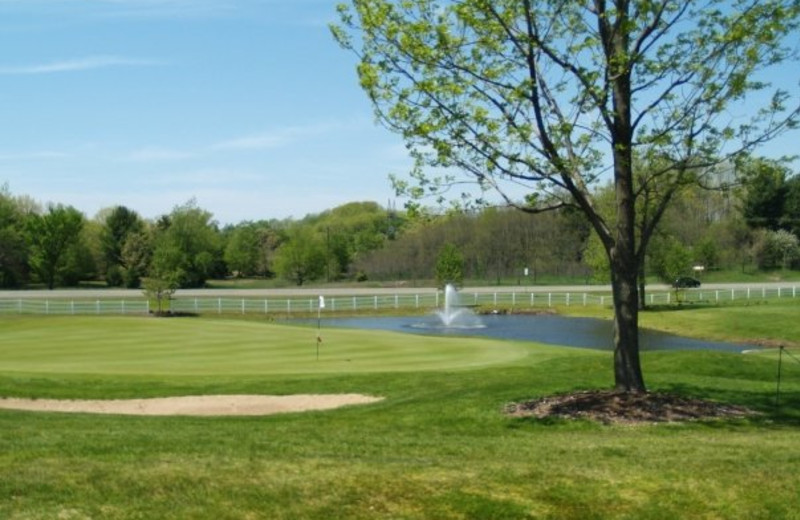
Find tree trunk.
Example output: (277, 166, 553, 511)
(610, 260, 646, 393)
(607, 7, 646, 394)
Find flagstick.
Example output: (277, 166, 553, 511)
(316, 295, 324, 361)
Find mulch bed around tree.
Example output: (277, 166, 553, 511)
(505, 389, 758, 425)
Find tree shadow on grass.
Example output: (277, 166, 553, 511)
(655, 382, 800, 427)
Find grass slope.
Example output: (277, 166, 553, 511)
(1, 312, 799, 519)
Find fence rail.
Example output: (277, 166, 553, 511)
(1, 285, 798, 316)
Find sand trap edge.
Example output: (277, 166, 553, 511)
(0, 394, 384, 416)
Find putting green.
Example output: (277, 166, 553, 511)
(0, 316, 533, 376)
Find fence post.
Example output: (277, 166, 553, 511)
(548, 293, 552, 307)
(288, 299, 291, 314)
(583, 293, 587, 306)
(416, 294, 419, 308)
(218, 298, 222, 314)
(566, 293, 570, 306)
(395, 294, 399, 309)
(374, 295, 378, 310)
(265, 299, 268, 314)
(242, 299, 246, 314)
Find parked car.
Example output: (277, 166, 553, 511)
(672, 276, 701, 288)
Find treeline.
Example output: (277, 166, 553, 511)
(1, 158, 798, 289)
(0, 194, 400, 290)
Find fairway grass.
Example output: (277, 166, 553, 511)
(1, 312, 799, 519)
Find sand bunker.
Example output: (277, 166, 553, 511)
(0, 394, 383, 416)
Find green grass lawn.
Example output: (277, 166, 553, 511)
(1, 311, 799, 519)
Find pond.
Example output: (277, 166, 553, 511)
(310, 314, 755, 353)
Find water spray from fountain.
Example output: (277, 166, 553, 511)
(435, 283, 484, 329)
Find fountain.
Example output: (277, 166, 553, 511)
(435, 284, 484, 329)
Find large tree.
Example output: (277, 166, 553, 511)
(740, 158, 791, 230)
(0, 186, 30, 288)
(26, 204, 85, 289)
(150, 201, 223, 288)
(334, 0, 800, 392)
(100, 205, 145, 286)
(274, 226, 327, 286)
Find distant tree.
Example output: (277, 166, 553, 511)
(26, 204, 85, 289)
(783, 174, 800, 237)
(224, 223, 262, 277)
(650, 237, 693, 286)
(308, 201, 398, 279)
(435, 242, 464, 287)
(741, 158, 791, 230)
(59, 226, 97, 286)
(142, 276, 178, 315)
(584, 233, 611, 284)
(142, 252, 179, 315)
(274, 227, 326, 286)
(149, 201, 222, 288)
(694, 237, 720, 271)
(121, 230, 153, 288)
(0, 185, 29, 287)
(752, 228, 800, 269)
(101, 206, 144, 285)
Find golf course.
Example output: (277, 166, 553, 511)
(1, 302, 799, 519)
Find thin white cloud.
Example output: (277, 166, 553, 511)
(213, 120, 365, 151)
(125, 146, 194, 162)
(91, 0, 238, 19)
(0, 55, 161, 75)
(0, 150, 69, 160)
(138, 167, 263, 188)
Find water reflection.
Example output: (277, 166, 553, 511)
(309, 314, 754, 353)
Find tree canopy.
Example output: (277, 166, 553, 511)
(334, 0, 800, 392)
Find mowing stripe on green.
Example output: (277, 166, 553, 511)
(0, 316, 549, 376)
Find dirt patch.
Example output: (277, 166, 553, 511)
(0, 394, 383, 417)
(742, 338, 798, 349)
(505, 390, 757, 424)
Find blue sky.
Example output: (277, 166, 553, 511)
(0, 0, 411, 224)
(1, 1, 798, 225)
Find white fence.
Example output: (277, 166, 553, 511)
(1, 285, 797, 316)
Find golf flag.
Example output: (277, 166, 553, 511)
(319, 295, 325, 309)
